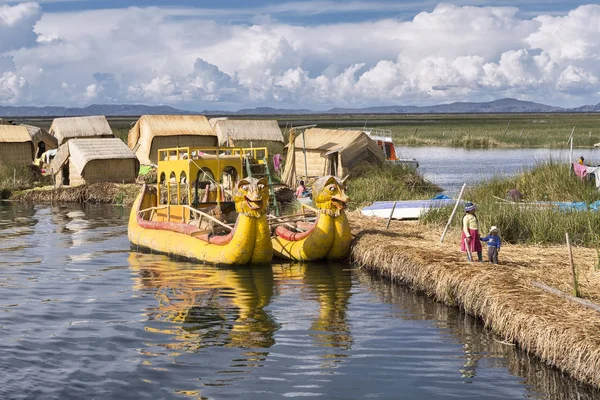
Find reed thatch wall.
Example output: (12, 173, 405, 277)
(128, 115, 217, 165)
(349, 213, 600, 389)
(289, 128, 385, 179)
(213, 119, 284, 146)
(0, 125, 34, 165)
(49, 116, 114, 146)
(52, 138, 138, 185)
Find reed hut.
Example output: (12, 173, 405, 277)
(49, 116, 114, 146)
(128, 115, 217, 165)
(287, 128, 385, 178)
(51, 138, 138, 186)
(21, 124, 58, 159)
(212, 119, 284, 146)
(0, 125, 34, 165)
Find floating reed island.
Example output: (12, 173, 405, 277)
(348, 212, 600, 389)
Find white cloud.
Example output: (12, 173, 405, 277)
(2, 2, 600, 109)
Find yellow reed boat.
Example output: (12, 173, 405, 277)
(271, 175, 352, 261)
(128, 146, 272, 265)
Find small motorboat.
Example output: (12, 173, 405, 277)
(271, 176, 352, 261)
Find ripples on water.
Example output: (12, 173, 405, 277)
(1, 202, 598, 399)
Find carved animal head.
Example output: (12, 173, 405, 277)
(234, 177, 270, 218)
(312, 175, 350, 217)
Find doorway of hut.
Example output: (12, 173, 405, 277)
(62, 163, 70, 186)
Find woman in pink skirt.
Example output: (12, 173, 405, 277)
(460, 202, 482, 262)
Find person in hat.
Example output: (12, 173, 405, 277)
(480, 226, 501, 264)
(460, 202, 482, 262)
(578, 156, 585, 165)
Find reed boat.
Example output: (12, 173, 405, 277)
(271, 176, 351, 261)
(128, 146, 272, 265)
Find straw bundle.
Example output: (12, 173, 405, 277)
(128, 115, 217, 165)
(49, 116, 114, 146)
(349, 212, 600, 388)
(213, 119, 284, 146)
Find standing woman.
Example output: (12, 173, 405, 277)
(461, 202, 483, 262)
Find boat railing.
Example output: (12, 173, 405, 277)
(230, 147, 269, 164)
(157, 146, 244, 163)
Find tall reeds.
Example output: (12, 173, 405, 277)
(421, 161, 600, 246)
(347, 163, 441, 210)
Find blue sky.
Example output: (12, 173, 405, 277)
(1, 1, 599, 110)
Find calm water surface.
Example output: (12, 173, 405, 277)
(1, 202, 598, 399)
(398, 146, 600, 194)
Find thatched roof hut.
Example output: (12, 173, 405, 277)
(212, 119, 284, 146)
(0, 125, 34, 165)
(51, 138, 139, 186)
(128, 115, 217, 165)
(21, 124, 58, 158)
(49, 116, 114, 146)
(287, 128, 385, 179)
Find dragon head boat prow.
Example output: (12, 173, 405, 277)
(313, 175, 350, 217)
(234, 177, 270, 218)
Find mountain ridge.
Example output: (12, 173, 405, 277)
(0, 98, 598, 117)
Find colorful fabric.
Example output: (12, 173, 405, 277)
(573, 162, 588, 178)
(480, 235, 501, 249)
(461, 229, 482, 253)
(273, 154, 283, 172)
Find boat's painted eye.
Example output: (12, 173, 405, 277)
(241, 185, 249, 191)
(258, 184, 265, 190)
(329, 185, 336, 191)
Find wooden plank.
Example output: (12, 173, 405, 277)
(532, 281, 600, 313)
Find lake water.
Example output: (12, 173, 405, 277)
(397, 146, 600, 194)
(1, 202, 599, 399)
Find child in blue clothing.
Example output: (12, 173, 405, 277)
(480, 226, 501, 264)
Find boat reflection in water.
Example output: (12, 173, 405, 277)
(128, 254, 354, 373)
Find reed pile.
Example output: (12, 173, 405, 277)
(348, 212, 600, 388)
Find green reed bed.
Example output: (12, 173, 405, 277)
(372, 114, 600, 148)
(0, 163, 51, 199)
(347, 163, 441, 210)
(421, 161, 600, 246)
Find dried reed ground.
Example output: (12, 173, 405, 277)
(348, 212, 600, 388)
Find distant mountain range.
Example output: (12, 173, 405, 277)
(0, 98, 599, 117)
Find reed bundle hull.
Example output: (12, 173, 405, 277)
(128, 186, 272, 265)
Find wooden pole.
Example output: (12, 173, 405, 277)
(302, 130, 308, 180)
(440, 183, 467, 243)
(569, 127, 575, 167)
(386, 201, 398, 229)
(532, 281, 599, 312)
(13, 168, 16, 187)
(566, 232, 579, 297)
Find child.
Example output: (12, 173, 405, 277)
(480, 226, 501, 264)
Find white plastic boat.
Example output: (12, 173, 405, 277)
(361, 198, 459, 220)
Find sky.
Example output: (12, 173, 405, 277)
(0, 0, 599, 111)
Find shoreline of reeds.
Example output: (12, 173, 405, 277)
(348, 212, 600, 389)
(9, 182, 140, 205)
